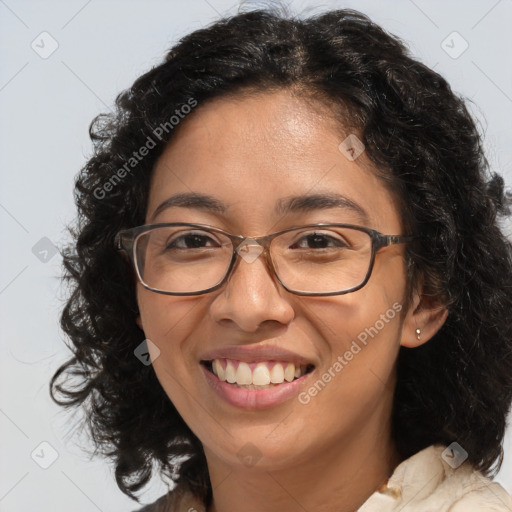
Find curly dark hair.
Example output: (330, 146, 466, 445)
(50, 7, 512, 506)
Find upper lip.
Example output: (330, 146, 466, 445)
(200, 345, 316, 366)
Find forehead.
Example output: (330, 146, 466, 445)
(147, 90, 402, 233)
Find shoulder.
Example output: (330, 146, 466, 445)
(359, 444, 512, 511)
(131, 484, 206, 512)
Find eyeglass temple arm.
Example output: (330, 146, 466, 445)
(114, 232, 133, 252)
(380, 234, 417, 247)
(390, 234, 415, 244)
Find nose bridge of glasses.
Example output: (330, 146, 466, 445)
(223, 235, 280, 294)
(232, 234, 272, 266)
(212, 233, 285, 297)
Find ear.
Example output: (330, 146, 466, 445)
(401, 289, 448, 348)
(136, 314, 143, 331)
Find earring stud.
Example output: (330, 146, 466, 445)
(415, 328, 421, 340)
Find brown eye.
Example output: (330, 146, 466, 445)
(290, 232, 347, 250)
(166, 231, 219, 250)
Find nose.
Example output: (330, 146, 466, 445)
(209, 248, 295, 333)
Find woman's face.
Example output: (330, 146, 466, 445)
(137, 90, 412, 472)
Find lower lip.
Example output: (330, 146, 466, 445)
(201, 364, 313, 410)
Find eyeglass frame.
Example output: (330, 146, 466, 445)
(115, 222, 416, 297)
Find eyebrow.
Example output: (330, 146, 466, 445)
(150, 192, 226, 221)
(275, 193, 369, 223)
(150, 191, 369, 223)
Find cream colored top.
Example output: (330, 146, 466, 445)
(135, 444, 512, 511)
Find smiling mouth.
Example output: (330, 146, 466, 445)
(201, 359, 315, 389)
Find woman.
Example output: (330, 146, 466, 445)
(51, 7, 512, 512)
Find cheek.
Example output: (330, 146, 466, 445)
(294, 295, 403, 429)
(136, 290, 213, 433)
(303, 282, 404, 387)
(136, 287, 208, 376)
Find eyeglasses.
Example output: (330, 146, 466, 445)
(115, 223, 415, 296)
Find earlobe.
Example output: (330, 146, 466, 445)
(136, 315, 143, 331)
(401, 291, 448, 348)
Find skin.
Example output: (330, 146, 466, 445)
(136, 90, 447, 512)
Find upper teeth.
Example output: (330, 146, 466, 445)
(211, 359, 308, 386)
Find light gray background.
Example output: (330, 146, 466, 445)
(1, 0, 511, 510)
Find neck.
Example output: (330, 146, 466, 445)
(205, 399, 402, 512)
